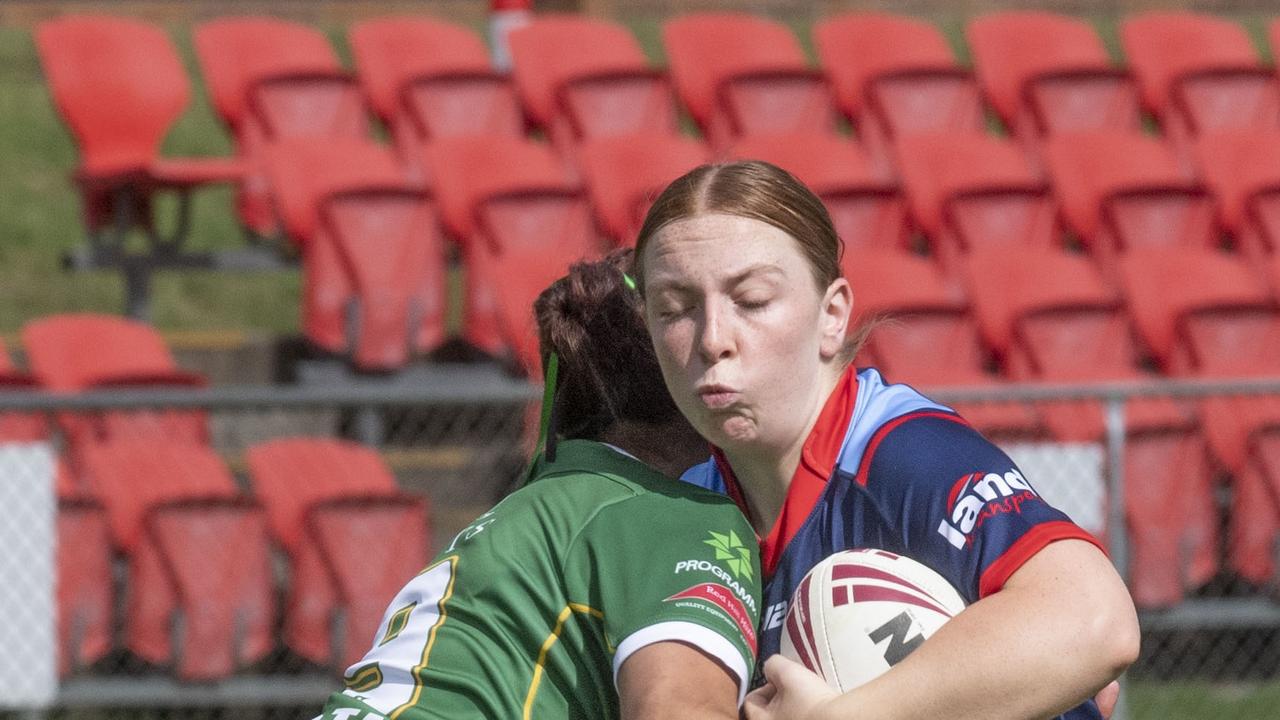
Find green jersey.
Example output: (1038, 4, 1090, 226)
(317, 440, 762, 720)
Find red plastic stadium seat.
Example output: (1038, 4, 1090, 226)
(265, 139, 446, 370)
(1193, 130, 1280, 262)
(35, 16, 244, 246)
(1043, 131, 1217, 274)
(79, 441, 274, 680)
(814, 13, 982, 173)
(56, 460, 112, 676)
(964, 248, 1210, 606)
(967, 12, 1141, 141)
(421, 137, 603, 371)
(247, 438, 429, 668)
(893, 133, 1056, 273)
(195, 17, 369, 236)
(727, 134, 907, 257)
(1121, 247, 1280, 585)
(510, 16, 678, 154)
(349, 17, 523, 171)
(663, 13, 839, 150)
(578, 133, 710, 246)
(848, 250, 1043, 439)
(0, 340, 48, 442)
(22, 314, 207, 452)
(1122, 13, 1279, 149)
(1120, 249, 1275, 379)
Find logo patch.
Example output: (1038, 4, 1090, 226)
(665, 583, 757, 652)
(704, 529, 754, 581)
(936, 468, 1038, 550)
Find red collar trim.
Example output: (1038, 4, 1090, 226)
(713, 365, 860, 579)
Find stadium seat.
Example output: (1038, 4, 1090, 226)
(893, 133, 1056, 272)
(0, 339, 48, 443)
(22, 314, 207, 452)
(1121, 247, 1280, 586)
(35, 16, 244, 252)
(247, 438, 429, 668)
(1121, 13, 1279, 148)
(967, 12, 1141, 140)
(509, 16, 678, 153)
(195, 17, 369, 236)
(55, 460, 112, 676)
(349, 17, 523, 170)
(1043, 131, 1217, 274)
(814, 13, 982, 173)
(663, 13, 839, 150)
(577, 133, 710, 246)
(1193, 130, 1280, 263)
(726, 134, 908, 257)
(849, 249, 1043, 439)
(420, 136, 603, 372)
(78, 440, 274, 680)
(264, 139, 446, 371)
(964, 247, 1211, 606)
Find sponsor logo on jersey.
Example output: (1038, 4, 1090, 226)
(665, 583, 758, 652)
(673, 559, 759, 614)
(762, 600, 788, 632)
(704, 529, 754, 581)
(936, 468, 1038, 550)
(672, 529, 758, 614)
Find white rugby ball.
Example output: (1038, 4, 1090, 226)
(779, 548, 966, 692)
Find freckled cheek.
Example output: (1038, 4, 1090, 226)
(651, 327, 696, 398)
(741, 320, 816, 394)
(653, 324, 694, 367)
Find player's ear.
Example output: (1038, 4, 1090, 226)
(818, 278, 852, 361)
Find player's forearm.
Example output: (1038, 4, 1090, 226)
(816, 544, 1139, 720)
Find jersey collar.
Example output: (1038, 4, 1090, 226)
(714, 364, 859, 579)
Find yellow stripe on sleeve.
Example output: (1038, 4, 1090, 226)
(522, 603, 604, 720)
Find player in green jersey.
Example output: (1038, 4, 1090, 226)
(316, 251, 762, 720)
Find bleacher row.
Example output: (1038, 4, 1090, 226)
(2, 314, 431, 680)
(37, 11, 1280, 373)
(25, 7, 1280, 677)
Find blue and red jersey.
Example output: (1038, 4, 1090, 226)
(682, 366, 1107, 719)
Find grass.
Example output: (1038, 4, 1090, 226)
(1, 12, 1278, 336)
(0, 24, 304, 334)
(1128, 680, 1280, 720)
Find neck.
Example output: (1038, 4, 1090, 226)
(722, 364, 846, 536)
(598, 421, 709, 479)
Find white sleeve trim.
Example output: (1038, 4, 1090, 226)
(612, 620, 751, 708)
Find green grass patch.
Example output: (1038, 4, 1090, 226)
(1128, 680, 1280, 720)
(0, 24, 301, 334)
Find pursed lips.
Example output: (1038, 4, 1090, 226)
(696, 383, 740, 410)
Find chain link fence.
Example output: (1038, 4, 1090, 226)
(933, 379, 1280, 720)
(0, 370, 1277, 719)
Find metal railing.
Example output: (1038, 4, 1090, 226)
(1, 371, 1277, 719)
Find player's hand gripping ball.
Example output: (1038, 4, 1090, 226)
(780, 548, 966, 691)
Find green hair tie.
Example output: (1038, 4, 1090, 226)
(622, 272, 637, 291)
(536, 351, 560, 462)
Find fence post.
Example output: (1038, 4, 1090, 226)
(1104, 395, 1132, 720)
(353, 407, 385, 446)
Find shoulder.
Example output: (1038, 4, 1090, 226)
(858, 412, 1010, 489)
(528, 441, 745, 529)
(833, 367, 964, 483)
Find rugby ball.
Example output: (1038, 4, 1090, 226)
(779, 549, 966, 691)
